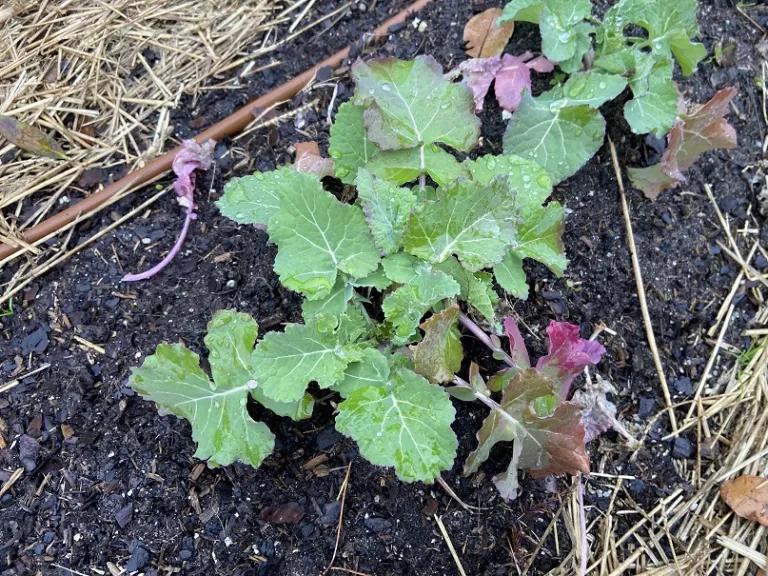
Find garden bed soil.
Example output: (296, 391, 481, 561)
(2, 1, 767, 574)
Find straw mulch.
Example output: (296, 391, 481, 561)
(0, 0, 305, 302)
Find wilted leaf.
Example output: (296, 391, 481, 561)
(464, 8, 515, 58)
(411, 305, 463, 384)
(720, 475, 768, 527)
(293, 141, 334, 179)
(0, 115, 68, 160)
(628, 88, 738, 200)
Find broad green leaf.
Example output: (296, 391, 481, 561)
(463, 154, 566, 277)
(131, 343, 274, 468)
(503, 90, 605, 184)
(411, 305, 463, 384)
(498, 0, 543, 24)
(494, 251, 529, 299)
(334, 347, 390, 398)
(467, 272, 498, 324)
(557, 22, 594, 74)
(251, 316, 363, 403)
(670, 30, 706, 77)
(205, 310, 314, 420)
(337, 299, 377, 344)
(382, 268, 460, 344)
(559, 71, 628, 109)
(328, 102, 379, 184)
(381, 252, 423, 284)
(463, 154, 553, 219)
(336, 368, 457, 482)
(302, 277, 354, 321)
(364, 145, 469, 187)
(624, 58, 679, 136)
(356, 169, 417, 255)
(352, 55, 480, 152)
(513, 202, 567, 275)
(218, 168, 307, 227)
(539, 0, 592, 63)
(269, 176, 380, 300)
(433, 256, 471, 298)
(402, 177, 518, 271)
(350, 266, 392, 291)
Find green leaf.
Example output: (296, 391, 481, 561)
(355, 169, 417, 256)
(364, 145, 469, 187)
(411, 305, 463, 384)
(670, 30, 706, 77)
(557, 22, 594, 74)
(336, 368, 457, 482)
(205, 310, 314, 420)
(539, 0, 593, 63)
(337, 299, 377, 343)
(402, 177, 518, 272)
(218, 167, 308, 227)
(302, 277, 354, 321)
(352, 55, 480, 152)
(334, 347, 390, 398)
(513, 202, 567, 275)
(251, 316, 363, 403)
(381, 252, 423, 284)
(349, 266, 392, 291)
(329, 102, 379, 184)
(560, 71, 628, 109)
(624, 58, 679, 136)
(503, 90, 605, 184)
(382, 268, 461, 344)
(494, 252, 529, 299)
(269, 175, 380, 300)
(131, 343, 275, 469)
(467, 272, 498, 324)
(498, 0, 543, 24)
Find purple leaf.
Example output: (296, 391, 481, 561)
(503, 316, 530, 369)
(448, 52, 554, 112)
(536, 321, 605, 399)
(122, 139, 215, 282)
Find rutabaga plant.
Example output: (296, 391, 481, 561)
(129, 55, 612, 498)
(450, 0, 737, 197)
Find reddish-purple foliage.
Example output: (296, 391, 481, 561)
(122, 139, 215, 282)
(536, 321, 606, 399)
(448, 52, 554, 112)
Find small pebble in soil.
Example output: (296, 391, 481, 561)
(21, 326, 49, 355)
(115, 503, 134, 528)
(638, 397, 656, 417)
(126, 540, 150, 572)
(672, 377, 693, 396)
(320, 501, 341, 525)
(18, 434, 39, 472)
(672, 437, 693, 460)
(364, 517, 393, 533)
(316, 427, 341, 450)
(629, 479, 646, 495)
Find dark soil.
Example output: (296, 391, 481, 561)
(2, 1, 767, 575)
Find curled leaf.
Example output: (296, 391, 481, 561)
(629, 88, 738, 200)
(464, 8, 515, 58)
(293, 141, 334, 180)
(411, 305, 463, 384)
(720, 475, 768, 527)
(536, 321, 606, 398)
(0, 114, 68, 160)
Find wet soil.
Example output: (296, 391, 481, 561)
(1, 0, 767, 575)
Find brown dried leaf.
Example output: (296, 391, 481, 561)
(411, 304, 463, 384)
(720, 475, 768, 527)
(259, 502, 305, 525)
(293, 141, 334, 179)
(0, 115, 68, 160)
(463, 8, 515, 59)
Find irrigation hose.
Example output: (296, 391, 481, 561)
(0, 0, 436, 262)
